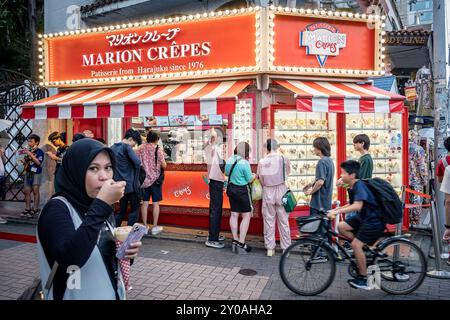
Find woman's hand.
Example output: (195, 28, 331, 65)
(443, 228, 450, 242)
(97, 180, 126, 205)
(327, 210, 339, 220)
(125, 241, 142, 260)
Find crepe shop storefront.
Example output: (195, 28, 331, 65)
(21, 6, 407, 234)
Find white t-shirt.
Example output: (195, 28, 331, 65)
(204, 143, 225, 182)
(441, 165, 450, 194)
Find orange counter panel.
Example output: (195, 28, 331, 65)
(158, 170, 230, 209)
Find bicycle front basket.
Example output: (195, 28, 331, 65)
(296, 216, 322, 233)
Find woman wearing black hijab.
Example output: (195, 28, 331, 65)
(37, 138, 141, 300)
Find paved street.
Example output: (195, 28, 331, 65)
(1, 222, 449, 301)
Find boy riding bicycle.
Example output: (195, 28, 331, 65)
(327, 160, 386, 290)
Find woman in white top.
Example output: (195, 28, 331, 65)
(257, 139, 292, 256)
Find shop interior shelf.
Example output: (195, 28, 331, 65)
(275, 128, 331, 132)
(372, 171, 401, 175)
(346, 156, 401, 160)
(289, 159, 323, 161)
(346, 143, 387, 146)
(280, 143, 336, 146)
(346, 128, 400, 131)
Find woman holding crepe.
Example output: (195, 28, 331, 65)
(37, 139, 142, 300)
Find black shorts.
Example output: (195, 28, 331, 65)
(346, 214, 386, 246)
(227, 183, 253, 213)
(143, 183, 163, 203)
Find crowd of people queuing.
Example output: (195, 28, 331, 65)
(0, 125, 447, 299)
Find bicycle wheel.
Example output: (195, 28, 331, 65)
(279, 238, 336, 296)
(373, 239, 427, 295)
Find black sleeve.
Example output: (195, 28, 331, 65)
(38, 198, 114, 268)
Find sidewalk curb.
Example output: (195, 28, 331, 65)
(144, 233, 267, 250)
(2, 216, 39, 226)
(2, 216, 268, 250)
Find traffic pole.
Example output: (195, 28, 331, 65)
(429, 0, 450, 271)
(427, 189, 450, 278)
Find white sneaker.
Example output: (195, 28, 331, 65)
(0, 217, 6, 224)
(394, 273, 410, 282)
(267, 249, 275, 257)
(205, 241, 225, 249)
(151, 226, 163, 235)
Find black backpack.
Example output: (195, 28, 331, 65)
(361, 178, 403, 224)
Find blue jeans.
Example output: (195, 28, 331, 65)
(116, 192, 141, 227)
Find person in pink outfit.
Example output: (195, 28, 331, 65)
(257, 139, 292, 256)
(136, 131, 167, 235)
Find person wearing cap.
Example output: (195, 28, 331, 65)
(257, 139, 292, 256)
(46, 131, 69, 192)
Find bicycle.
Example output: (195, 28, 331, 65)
(279, 211, 427, 296)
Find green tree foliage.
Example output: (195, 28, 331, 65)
(0, 0, 44, 77)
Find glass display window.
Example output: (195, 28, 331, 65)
(345, 113, 403, 195)
(274, 110, 338, 204)
(130, 116, 227, 164)
(231, 99, 255, 163)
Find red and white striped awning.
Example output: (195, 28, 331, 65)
(21, 80, 252, 119)
(274, 80, 405, 113)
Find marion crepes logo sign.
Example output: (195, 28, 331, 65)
(272, 14, 378, 73)
(300, 23, 347, 68)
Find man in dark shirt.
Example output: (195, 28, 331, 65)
(47, 131, 69, 192)
(305, 137, 335, 215)
(111, 129, 142, 227)
(353, 134, 373, 179)
(21, 134, 45, 217)
(328, 160, 385, 290)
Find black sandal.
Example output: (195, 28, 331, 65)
(238, 242, 252, 253)
(29, 209, 40, 218)
(20, 209, 32, 217)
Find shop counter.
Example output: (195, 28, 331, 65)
(148, 162, 264, 235)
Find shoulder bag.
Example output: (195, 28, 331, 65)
(154, 145, 165, 185)
(225, 158, 240, 196)
(17, 262, 58, 300)
(281, 156, 297, 213)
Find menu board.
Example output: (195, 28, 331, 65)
(169, 116, 189, 126)
(208, 115, 223, 125)
(144, 115, 222, 127)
